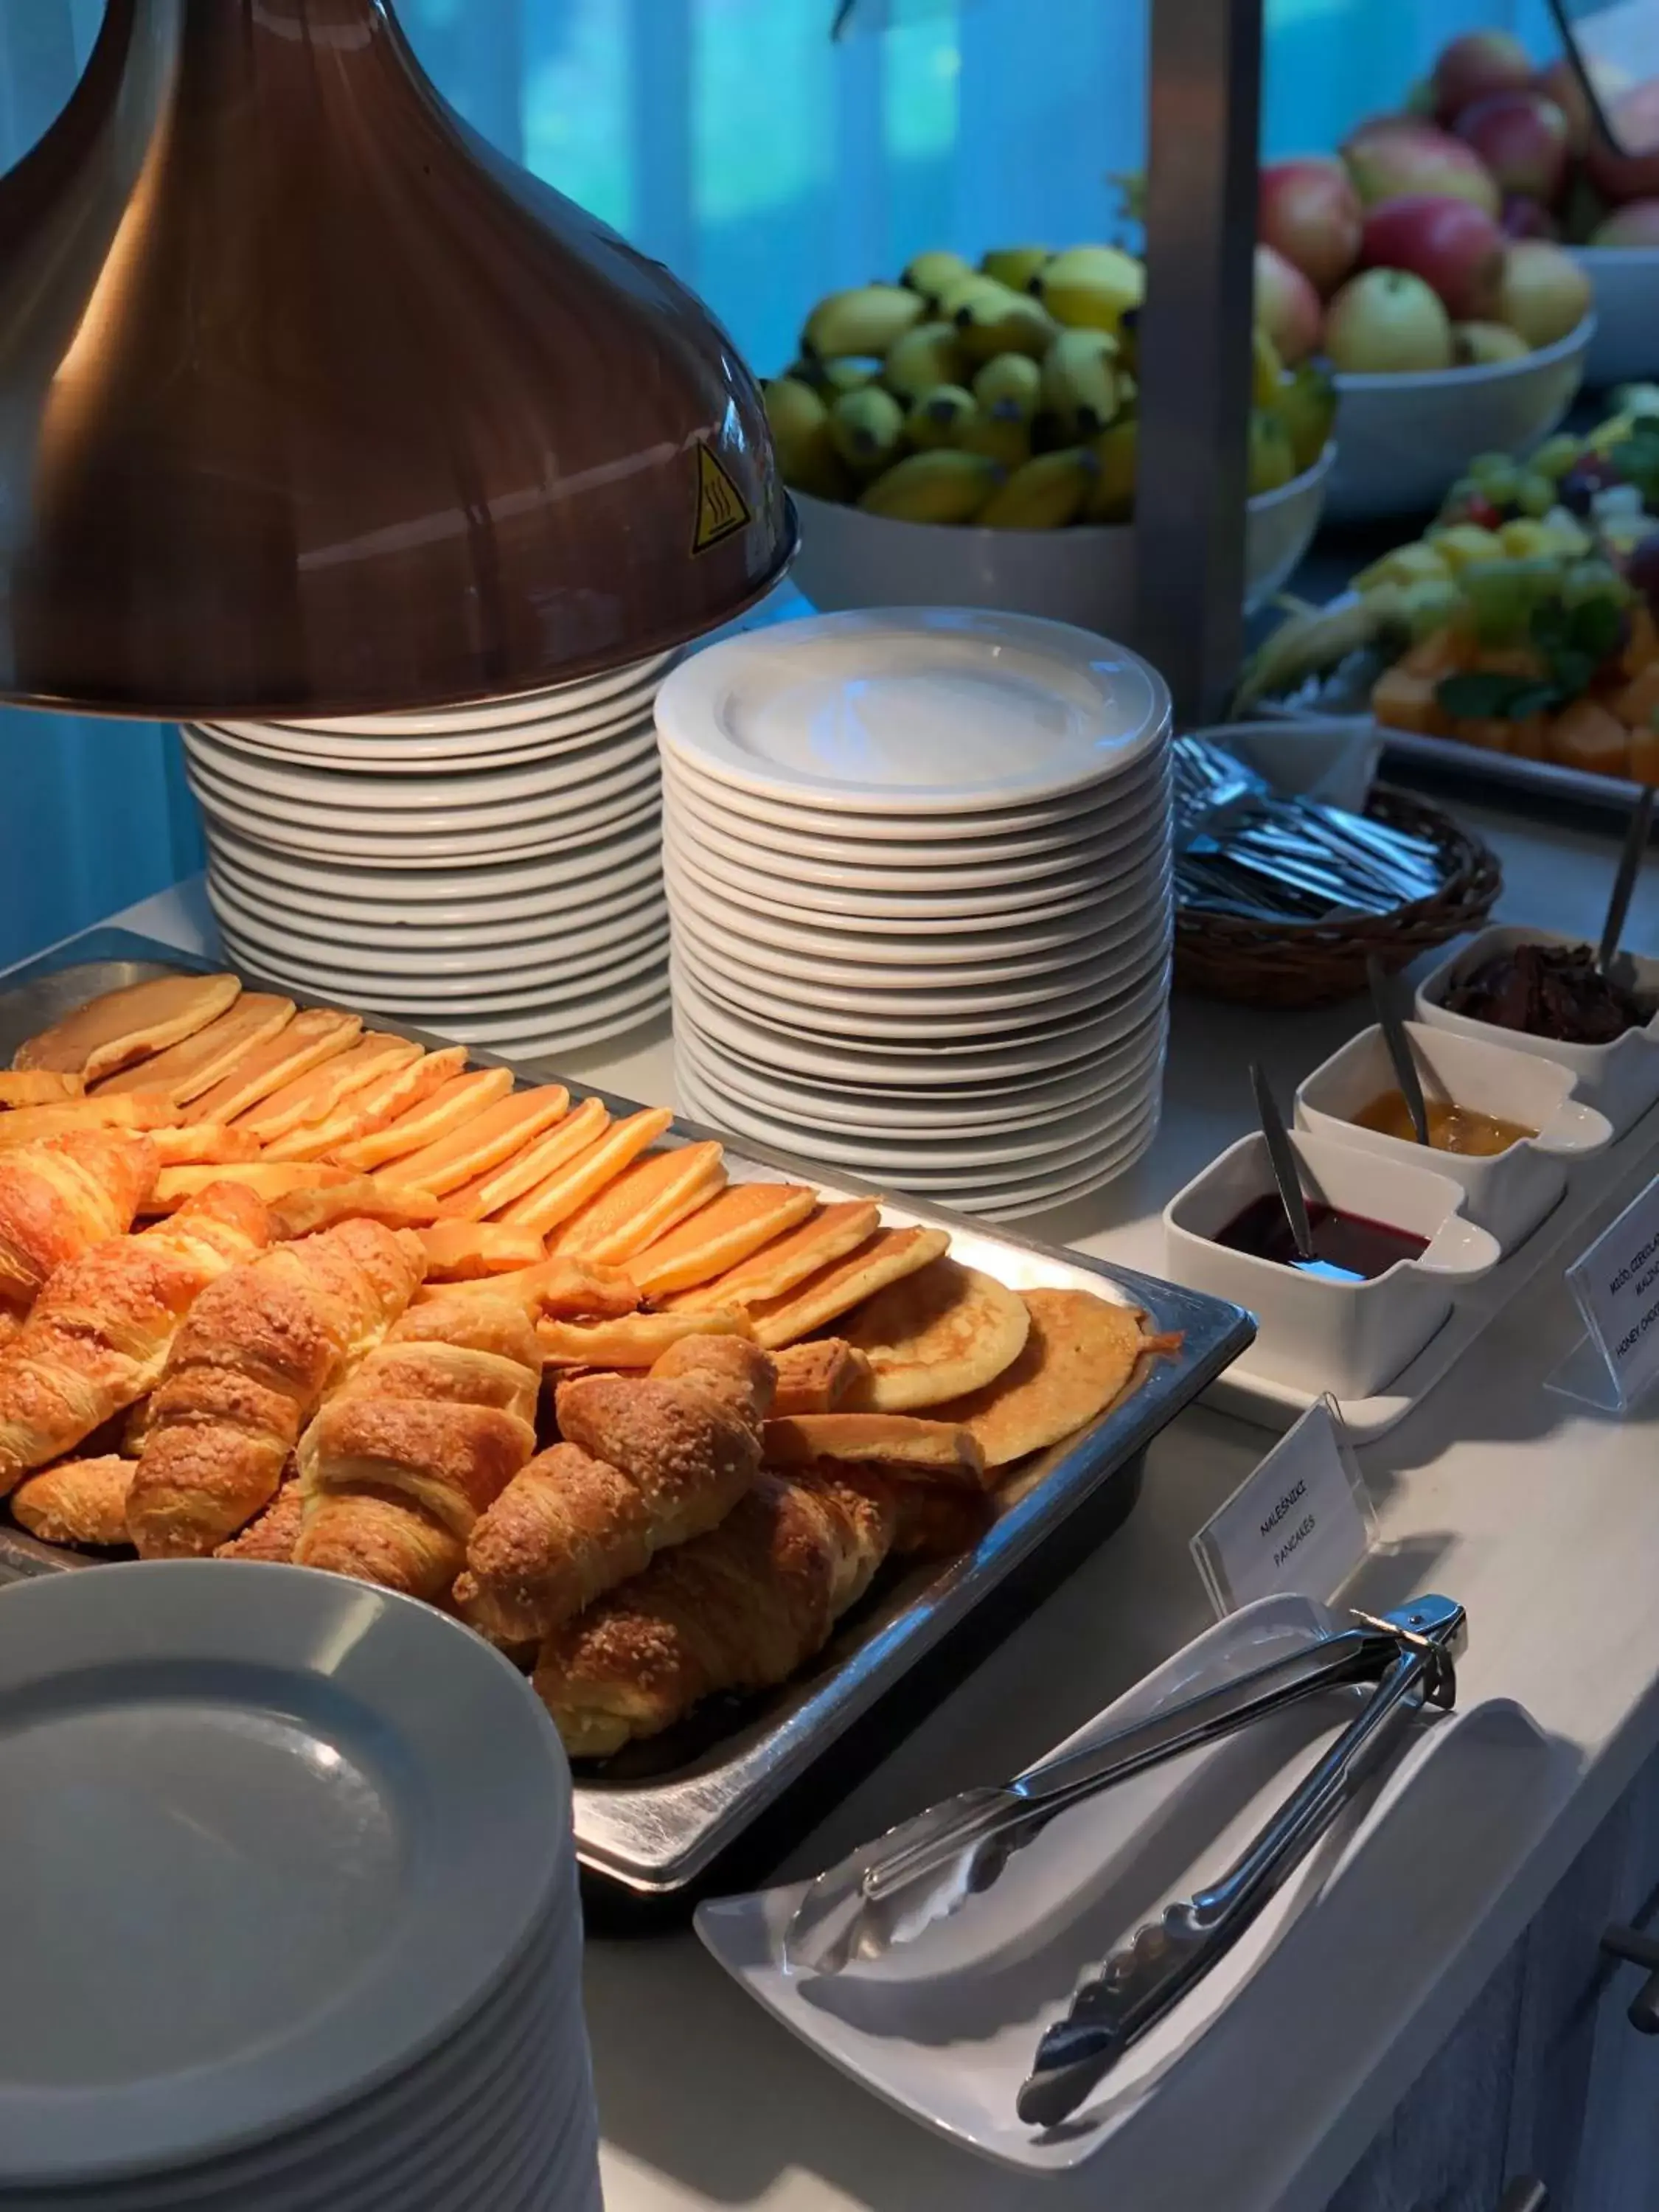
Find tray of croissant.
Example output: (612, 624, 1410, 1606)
(0, 929, 1252, 1893)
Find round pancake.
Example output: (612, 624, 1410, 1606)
(632, 1181, 818, 1296)
(838, 1257, 1030, 1411)
(928, 1287, 1147, 1467)
(746, 1225, 950, 1349)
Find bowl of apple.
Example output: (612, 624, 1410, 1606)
(1258, 53, 1600, 523)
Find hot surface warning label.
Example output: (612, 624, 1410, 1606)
(692, 441, 751, 554)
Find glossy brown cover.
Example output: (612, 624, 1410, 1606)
(0, 0, 793, 720)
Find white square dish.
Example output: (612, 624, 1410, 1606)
(1416, 925, 1659, 1138)
(1294, 1021, 1613, 1255)
(1162, 1130, 1500, 1399)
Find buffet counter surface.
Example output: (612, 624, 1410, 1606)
(49, 790, 1659, 2212)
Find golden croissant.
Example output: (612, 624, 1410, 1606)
(532, 1466, 896, 1758)
(125, 1218, 426, 1558)
(0, 1180, 270, 1493)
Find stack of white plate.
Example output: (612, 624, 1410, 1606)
(185, 650, 675, 1057)
(0, 1562, 600, 2212)
(657, 609, 1173, 1218)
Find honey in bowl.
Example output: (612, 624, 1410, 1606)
(1352, 1090, 1534, 1158)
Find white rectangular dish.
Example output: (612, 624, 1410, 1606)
(696, 1593, 1559, 2170)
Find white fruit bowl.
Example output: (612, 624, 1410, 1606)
(1572, 247, 1659, 391)
(788, 441, 1333, 629)
(1324, 315, 1595, 523)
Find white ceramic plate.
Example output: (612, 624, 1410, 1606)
(664, 837, 1170, 933)
(656, 610, 1168, 815)
(223, 647, 677, 740)
(659, 739, 1169, 844)
(0, 1562, 564, 2188)
(184, 723, 659, 825)
(426, 972, 672, 1054)
(674, 929, 1168, 1043)
(675, 1012, 1166, 1133)
(187, 718, 658, 810)
(660, 753, 1169, 867)
(206, 876, 665, 975)
(215, 920, 669, 1016)
(675, 1057, 1158, 1172)
(660, 862, 1155, 967)
(671, 960, 1168, 1087)
(201, 713, 651, 777)
(663, 793, 1168, 895)
(205, 821, 662, 914)
(669, 904, 1169, 1018)
(189, 764, 661, 866)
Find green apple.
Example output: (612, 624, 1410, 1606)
(1325, 268, 1454, 374)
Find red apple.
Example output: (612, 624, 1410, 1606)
(1534, 58, 1594, 157)
(1592, 198, 1659, 247)
(1501, 195, 1559, 240)
(1587, 80, 1659, 205)
(1259, 157, 1364, 293)
(1326, 268, 1454, 374)
(1433, 32, 1533, 125)
(1343, 118, 1501, 217)
(1254, 243, 1323, 364)
(1360, 194, 1506, 319)
(1456, 91, 1570, 206)
(1495, 239, 1594, 346)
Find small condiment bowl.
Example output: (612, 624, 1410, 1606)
(1416, 924, 1659, 1138)
(1294, 1021, 1613, 1256)
(1164, 1128, 1500, 1399)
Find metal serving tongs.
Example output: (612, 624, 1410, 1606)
(783, 1597, 1465, 2018)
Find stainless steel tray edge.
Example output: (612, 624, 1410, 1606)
(0, 928, 1256, 1891)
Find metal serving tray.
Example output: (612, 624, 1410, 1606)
(0, 928, 1254, 1895)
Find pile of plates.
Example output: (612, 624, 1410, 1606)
(657, 609, 1173, 1218)
(186, 650, 675, 1057)
(0, 1562, 599, 2212)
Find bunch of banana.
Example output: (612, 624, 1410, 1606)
(772, 241, 1336, 528)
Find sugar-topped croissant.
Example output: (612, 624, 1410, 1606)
(0, 1129, 159, 1320)
(293, 1291, 541, 1603)
(456, 1334, 776, 1646)
(0, 1180, 270, 1493)
(125, 1218, 426, 1558)
(532, 1465, 895, 1758)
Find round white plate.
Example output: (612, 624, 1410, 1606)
(184, 724, 659, 827)
(660, 861, 1153, 968)
(662, 790, 1168, 896)
(675, 1012, 1166, 1133)
(955, 1115, 1160, 1220)
(678, 1065, 1160, 1204)
(671, 959, 1168, 1086)
(655, 609, 1167, 815)
(215, 920, 668, 1016)
(206, 877, 664, 975)
(223, 648, 677, 741)
(669, 904, 1168, 1017)
(425, 973, 672, 1056)
(205, 821, 662, 914)
(655, 739, 1177, 849)
(661, 751, 1169, 868)
(673, 928, 1167, 1043)
(200, 697, 658, 775)
(187, 718, 658, 811)
(190, 765, 660, 866)
(675, 1056, 1158, 1172)
(664, 838, 1169, 934)
(665, 892, 1163, 994)
(0, 1562, 563, 2188)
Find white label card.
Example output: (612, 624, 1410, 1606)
(1192, 1398, 1375, 1616)
(1564, 1172, 1659, 1413)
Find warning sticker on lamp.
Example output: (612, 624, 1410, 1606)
(692, 441, 751, 554)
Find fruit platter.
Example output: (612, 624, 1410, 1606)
(1238, 392, 1659, 804)
(762, 242, 1336, 625)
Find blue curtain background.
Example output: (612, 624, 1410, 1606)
(0, 0, 1551, 967)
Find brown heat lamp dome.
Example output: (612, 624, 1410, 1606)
(0, 0, 795, 722)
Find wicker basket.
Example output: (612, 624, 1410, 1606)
(1173, 787, 1502, 1010)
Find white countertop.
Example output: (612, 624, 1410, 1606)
(93, 801, 1659, 2212)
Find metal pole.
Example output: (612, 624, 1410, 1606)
(1133, 0, 1263, 725)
